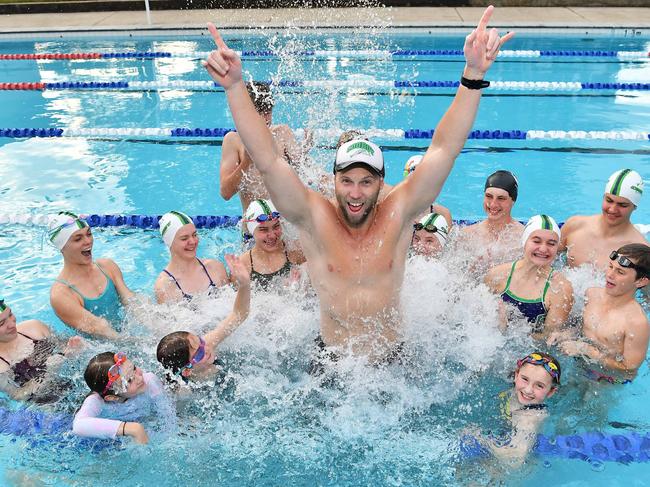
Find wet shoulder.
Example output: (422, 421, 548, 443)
(18, 319, 51, 339)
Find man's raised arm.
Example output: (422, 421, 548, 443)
(203, 23, 311, 225)
(397, 6, 514, 220)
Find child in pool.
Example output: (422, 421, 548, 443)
(468, 352, 561, 465)
(156, 253, 251, 385)
(72, 350, 176, 444)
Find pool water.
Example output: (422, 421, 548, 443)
(0, 27, 649, 485)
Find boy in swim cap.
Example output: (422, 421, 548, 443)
(219, 81, 312, 223)
(156, 254, 250, 386)
(403, 154, 452, 228)
(49, 212, 135, 339)
(154, 210, 229, 303)
(459, 170, 524, 272)
(552, 243, 650, 384)
(560, 169, 647, 270)
(411, 212, 450, 258)
(204, 8, 514, 360)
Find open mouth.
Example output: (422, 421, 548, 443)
(81, 249, 92, 257)
(348, 202, 363, 214)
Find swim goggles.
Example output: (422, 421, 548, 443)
(413, 222, 441, 233)
(517, 353, 561, 384)
(103, 352, 129, 395)
(609, 251, 648, 277)
(182, 336, 206, 373)
(243, 212, 280, 224)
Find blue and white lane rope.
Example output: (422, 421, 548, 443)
(1, 49, 648, 60)
(6, 80, 650, 92)
(0, 128, 647, 141)
(2, 213, 650, 235)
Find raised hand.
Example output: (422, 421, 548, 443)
(202, 22, 243, 90)
(225, 253, 250, 288)
(463, 5, 515, 79)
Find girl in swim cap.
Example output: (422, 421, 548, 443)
(49, 211, 134, 340)
(411, 212, 450, 258)
(154, 210, 229, 304)
(238, 199, 305, 290)
(484, 215, 574, 338)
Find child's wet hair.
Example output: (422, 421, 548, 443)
(246, 81, 274, 115)
(516, 351, 562, 386)
(157, 331, 191, 380)
(84, 351, 116, 396)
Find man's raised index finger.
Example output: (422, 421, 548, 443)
(208, 22, 228, 50)
(476, 5, 494, 31)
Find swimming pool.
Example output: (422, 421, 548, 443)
(0, 27, 649, 485)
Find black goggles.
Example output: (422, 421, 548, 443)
(609, 251, 648, 277)
(413, 223, 440, 233)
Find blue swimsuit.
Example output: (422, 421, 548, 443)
(500, 261, 553, 333)
(56, 263, 122, 331)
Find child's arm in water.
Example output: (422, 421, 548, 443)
(72, 393, 148, 444)
(485, 409, 546, 466)
(204, 254, 251, 351)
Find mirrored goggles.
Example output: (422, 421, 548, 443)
(413, 223, 440, 233)
(183, 336, 206, 372)
(609, 251, 648, 276)
(244, 212, 280, 224)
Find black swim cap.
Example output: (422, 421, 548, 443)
(484, 170, 518, 201)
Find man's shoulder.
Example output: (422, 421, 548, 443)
(562, 214, 594, 232)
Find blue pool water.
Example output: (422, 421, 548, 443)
(0, 28, 650, 485)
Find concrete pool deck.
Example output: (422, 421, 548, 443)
(0, 7, 649, 34)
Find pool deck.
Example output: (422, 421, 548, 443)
(0, 7, 649, 33)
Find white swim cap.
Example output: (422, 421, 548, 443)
(47, 211, 89, 251)
(403, 155, 423, 179)
(415, 212, 449, 246)
(244, 199, 280, 237)
(159, 210, 194, 248)
(521, 214, 561, 247)
(334, 139, 384, 177)
(605, 169, 644, 206)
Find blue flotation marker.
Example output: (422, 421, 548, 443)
(0, 405, 118, 452)
(461, 432, 650, 464)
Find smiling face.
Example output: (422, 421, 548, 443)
(483, 187, 514, 222)
(0, 306, 17, 342)
(61, 226, 93, 264)
(514, 363, 556, 406)
(171, 223, 199, 258)
(602, 193, 635, 226)
(111, 358, 146, 399)
(253, 218, 283, 252)
(334, 166, 383, 229)
(523, 229, 559, 266)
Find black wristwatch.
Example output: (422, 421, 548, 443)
(460, 76, 490, 90)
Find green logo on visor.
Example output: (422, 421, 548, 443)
(346, 141, 375, 157)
